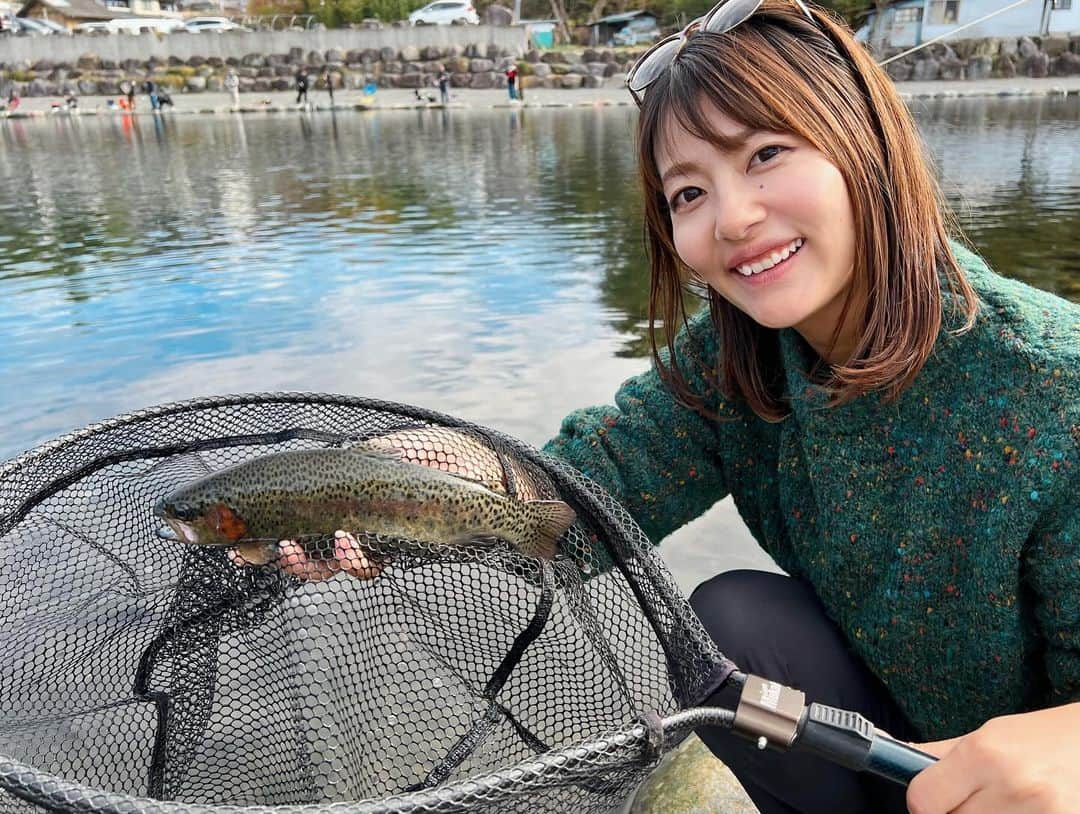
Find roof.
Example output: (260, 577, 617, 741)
(594, 9, 656, 24)
(18, 0, 132, 19)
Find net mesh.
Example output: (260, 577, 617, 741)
(0, 394, 730, 814)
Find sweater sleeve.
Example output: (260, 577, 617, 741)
(542, 309, 733, 545)
(1024, 479, 1080, 704)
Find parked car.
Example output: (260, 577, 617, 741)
(9, 16, 57, 34)
(106, 16, 186, 33)
(73, 20, 111, 33)
(408, 1, 478, 25)
(28, 17, 70, 33)
(184, 16, 247, 32)
(612, 18, 661, 46)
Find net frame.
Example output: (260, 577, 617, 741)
(0, 393, 738, 814)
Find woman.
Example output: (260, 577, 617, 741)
(269, 1, 1078, 810)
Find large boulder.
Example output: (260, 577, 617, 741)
(306, 50, 325, 66)
(469, 58, 495, 72)
(1041, 36, 1068, 57)
(1024, 51, 1049, 77)
(531, 62, 552, 78)
(470, 71, 497, 88)
(76, 53, 99, 70)
(421, 45, 443, 61)
(993, 52, 1017, 77)
(912, 57, 940, 80)
(399, 45, 421, 62)
(241, 53, 265, 67)
(379, 46, 396, 62)
(559, 73, 584, 88)
(325, 48, 345, 63)
(966, 55, 993, 80)
(185, 75, 207, 91)
(1017, 36, 1039, 58)
(1051, 51, 1080, 75)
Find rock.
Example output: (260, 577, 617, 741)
(629, 735, 756, 814)
(585, 61, 607, 77)
(398, 72, 424, 88)
(379, 46, 396, 62)
(32, 59, 54, 72)
(447, 56, 470, 73)
(912, 57, 940, 80)
(187, 54, 206, 67)
(966, 55, 993, 80)
(288, 46, 305, 63)
(361, 18, 382, 29)
(252, 77, 272, 92)
(604, 62, 619, 77)
(306, 50, 325, 66)
(1041, 36, 1068, 57)
(541, 51, 565, 64)
(400, 45, 421, 62)
(994, 53, 1017, 77)
(237, 66, 258, 78)
(185, 75, 207, 91)
(275, 65, 292, 77)
(583, 74, 604, 88)
(257, 66, 275, 77)
(325, 48, 345, 63)
(241, 53, 265, 67)
(1025, 51, 1049, 77)
(421, 45, 442, 61)
(525, 48, 541, 62)
(470, 58, 495, 72)
(451, 71, 470, 86)
(238, 76, 255, 91)
(272, 77, 290, 91)
(470, 71, 497, 88)
(532, 63, 552, 78)
(207, 56, 224, 67)
(485, 3, 512, 24)
(1017, 36, 1039, 59)
(559, 73, 584, 88)
(76, 53, 99, 70)
(582, 48, 600, 62)
(206, 76, 224, 92)
(1052, 51, 1080, 75)
(549, 62, 574, 75)
(266, 53, 289, 66)
(998, 38, 1019, 58)
(939, 55, 964, 80)
(485, 42, 499, 59)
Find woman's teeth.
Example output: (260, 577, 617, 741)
(735, 238, 804, 276)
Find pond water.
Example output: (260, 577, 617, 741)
(1, 96, 1077, 583)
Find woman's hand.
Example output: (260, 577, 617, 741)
(907, 703, 1080, 813)
(229, 532, 384, 581)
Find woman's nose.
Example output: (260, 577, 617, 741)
(713, 182, 766, 242)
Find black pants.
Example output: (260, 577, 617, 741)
(689, 570, 919, 814)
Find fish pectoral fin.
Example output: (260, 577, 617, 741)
(521, 500, 576, 561)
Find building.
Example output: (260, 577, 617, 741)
(858, 0, 1080, 48)
(590, 10, 658, 46)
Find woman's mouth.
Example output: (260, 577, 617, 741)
(729, 238, 804, 286)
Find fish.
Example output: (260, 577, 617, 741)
(361, 426, 544, 501)
(153, 444, 575, 561)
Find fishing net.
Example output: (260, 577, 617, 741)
(0, 393, 736, 814)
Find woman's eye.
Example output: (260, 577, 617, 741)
(751, 145, 786, 166)
(670, 187, 704, 209)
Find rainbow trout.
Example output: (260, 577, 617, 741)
(153, 444, 574, 560)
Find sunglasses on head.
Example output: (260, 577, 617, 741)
(626, 0, 815, 105)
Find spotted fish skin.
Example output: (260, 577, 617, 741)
(363, 426, 543, 501)
(154, 445, 575, 560)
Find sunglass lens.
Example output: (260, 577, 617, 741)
(627, 35, 686, 93)
(702, 0, 765, 34)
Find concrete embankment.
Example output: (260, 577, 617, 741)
(4, 74, 1079, 118)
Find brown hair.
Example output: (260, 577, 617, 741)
(637, 0, 978, 421)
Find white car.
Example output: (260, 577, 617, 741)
(184, 16, 246, 32)
(408, 1, 478, 25)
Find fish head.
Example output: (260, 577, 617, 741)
(154, 494, 249, 546)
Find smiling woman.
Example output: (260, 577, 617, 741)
(537, 1, 1080, 813)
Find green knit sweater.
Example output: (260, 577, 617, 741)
(543, 246, 1079, 740)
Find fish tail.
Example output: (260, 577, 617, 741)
(518, 500, 576, 560)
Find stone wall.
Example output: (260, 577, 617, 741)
(0, 24, 527, 65)
(878, 35, 1080, 80)
(3, 32, 1079, 99)
(0, 42, 631, 97)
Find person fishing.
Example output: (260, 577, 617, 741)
(242, 0, 1078, 811)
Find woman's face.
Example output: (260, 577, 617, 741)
(655, 104, 859, 362)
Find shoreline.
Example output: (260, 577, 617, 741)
(4, 75, 1080, 118)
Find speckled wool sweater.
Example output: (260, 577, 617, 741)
(543, 246, 1079, 740)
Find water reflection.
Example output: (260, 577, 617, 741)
(0, 96, 1077, 461)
